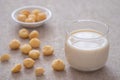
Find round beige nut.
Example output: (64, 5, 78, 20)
(43, 45, 54, 56)
(19, 28, 29, 39)
(29, 50, 40, 60)
(20, 44, 32, 54)
(0, 53, 10, 62)
(29, 38, 40, 48)
(35, 67, 45, 76)
(29, 30, 39, 39)
(32, 9, 41, 15)
(25, 18, 35, 23)
(17, 14, 27, 22)
(9, 39, 20, 50)
(28, 14, 37, 21)
(36, 12, 46, 22)
(20, 10, 30, 17)
(23, 58, 35, 68)
(52, 59, 65, 71)
(11, 63, 22, 73)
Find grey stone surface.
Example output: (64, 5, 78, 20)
(0, 0, 120, 80)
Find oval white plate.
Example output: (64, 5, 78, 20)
(11, 6, 52, 28)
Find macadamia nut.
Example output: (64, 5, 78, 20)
(29, 50, 40, 60)
(25, 18, 35, 23)
(36, 13, 46, 22)
(43, 45, 54, 56)
(19, 28, 29, 39)
(29, 30, 39, 39)
(32, 9, 41, 15)
(0, 54, 10, 62)
(11, 63, 22, 73)
(52, 59, 65, 71)
(20, 44, 32, 54)
(35, 67, 45, 76)
(17, 14, 27, 22)
(20, 10, 30, 17)
(28, 14, 37, 21)
(9, 39, 20, 50)
(23, 58, 35, 68)
(29, 38, 40, 48)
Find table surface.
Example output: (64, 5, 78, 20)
(0, 0, 120, 80)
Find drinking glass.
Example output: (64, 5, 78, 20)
(65, 20, 109, 71)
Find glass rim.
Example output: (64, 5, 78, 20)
(66, 19, 109, 40)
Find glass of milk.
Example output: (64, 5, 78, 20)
(65, 20, 109, 71)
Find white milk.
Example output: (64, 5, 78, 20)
(65, 29, 109, 71)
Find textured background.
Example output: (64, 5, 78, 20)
(0, 0, 120, 80)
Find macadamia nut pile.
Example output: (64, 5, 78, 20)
(17, 9, 46, 23)
(1, 27, 66, 76)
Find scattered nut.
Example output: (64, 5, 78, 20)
(29, 30, 39, 39)
(11, 63, 22, 73)
(0, 54, 10, 62)
(29, 50, 40, 60)
(35, 67, 45, 76)
(52, 59, 65, 71)
(29, 38, 40, 48)
(9, 39, 20, 50)
(20, 44, 32, 54)
(19, 28, 29, 39)
(23, 58, 35, 68)
(43, 45, 54, 56)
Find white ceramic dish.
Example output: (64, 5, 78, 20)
(11, 6, 52, 28)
